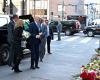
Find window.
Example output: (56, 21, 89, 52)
(58, 5, 65, 12)
(30, 0, 48, 9)
(0, 17, 8, 27)
(44, 9, 47, 15)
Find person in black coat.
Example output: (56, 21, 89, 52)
(46, 20, 53, 54)
(28, 16, 41, 69)
(7, 15, 18, 67)
(13, 19, 23, 72)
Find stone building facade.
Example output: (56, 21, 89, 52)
(0, 0, 84, 20)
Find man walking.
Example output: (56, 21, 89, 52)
(56, 20, 62, 41)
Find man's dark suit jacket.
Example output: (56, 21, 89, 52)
(7, 20, 15, 44)
(28, 22, 41, 45)
(7, 20, 15, 66)
(49, 24, 53, 40)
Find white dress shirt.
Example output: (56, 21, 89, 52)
(47, 25, 50, 37)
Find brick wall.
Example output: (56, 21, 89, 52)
(49, 0, 84, 19)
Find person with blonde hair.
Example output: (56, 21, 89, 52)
(12, 19, 23, 72)
(15, 19, 24, 28)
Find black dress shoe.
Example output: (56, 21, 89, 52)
(48, 52, 52, 54)
(35, 66, 40, 69)
(17, 70, 22, 72)
(30, 67, 35, 70)
(57, 39, 61, 41)
(40, 59, 43, 62)
(14, 69, 22, 73)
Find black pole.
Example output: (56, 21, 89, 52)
(86, 4, 89, 15)
(22, 0, 25, 15)
(62, 0, 64, 21)
(75, 5, 77, 13)
(10, 0, 13, 14)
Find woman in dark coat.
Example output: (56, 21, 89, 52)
(12, 19, 23, 72)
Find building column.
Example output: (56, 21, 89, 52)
(22, 0, 25, 15)
(27, 0, 29, 14)
(47, 0, 49, 20)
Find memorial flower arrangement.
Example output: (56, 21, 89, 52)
(73, 48, 100, 80)
(80, 59, 100, 80)
(80, 48, 100, 80)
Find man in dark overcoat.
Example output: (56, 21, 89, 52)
(7, 15, 19, 66)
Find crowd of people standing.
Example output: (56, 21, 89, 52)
(7, 14, 54, 73)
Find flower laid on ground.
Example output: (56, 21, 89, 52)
(80, 68, 89, 80)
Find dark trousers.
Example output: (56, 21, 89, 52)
(8, 42, 14, 66)
(58, 32, 61, 40)
(47, 36, 51, 53)
(13, 54, 21, 70)
(39, 38, 46, 61)
(30, 43, 39, 67)
(13, 43, 22, 70)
